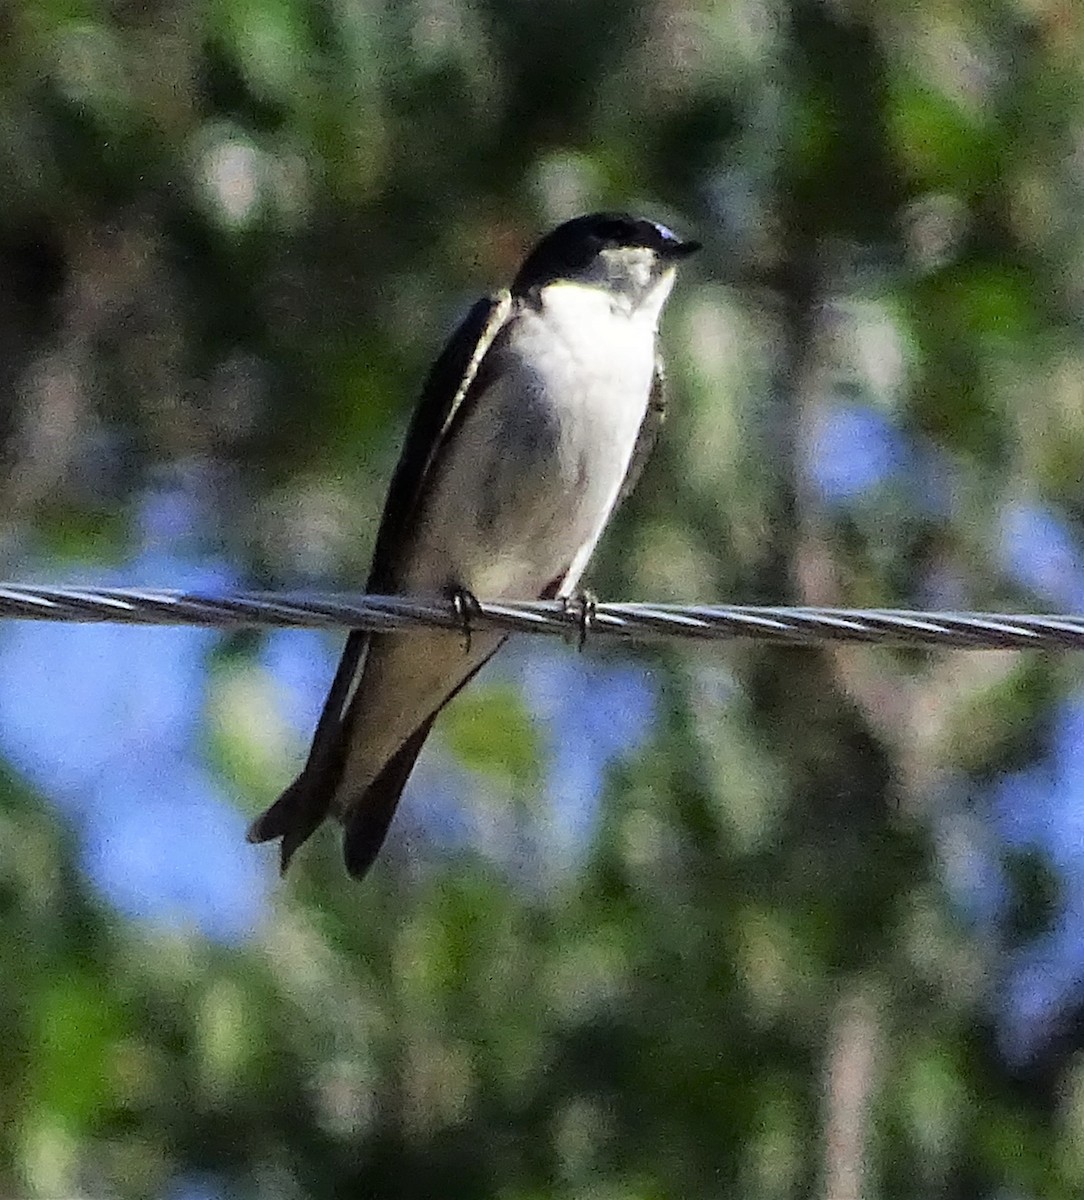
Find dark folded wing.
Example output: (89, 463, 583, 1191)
(248, 292, 513, 862)
(305, 291, 513, 755)
(366, 292, 513, 591)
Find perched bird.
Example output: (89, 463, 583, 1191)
(248, 212, 699, 879)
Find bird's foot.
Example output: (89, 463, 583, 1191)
(563, 589, 598, 652)
(449, 585, 482, 653)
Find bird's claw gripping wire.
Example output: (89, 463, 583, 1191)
(563, 590, 598, 651)
(449, 586, 483, 653)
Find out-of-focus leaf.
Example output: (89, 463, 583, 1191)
(888, 75, 997, 194)
(441, 683, 541, 786)
(30, 973, 119, 1126)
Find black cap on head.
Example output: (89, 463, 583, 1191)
(512, 212, 700, 294)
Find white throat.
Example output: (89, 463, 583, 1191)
(539, 266, 676, 328)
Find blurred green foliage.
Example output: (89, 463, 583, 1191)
(4, 0, 1084, 1198)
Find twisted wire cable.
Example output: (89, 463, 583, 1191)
(0, 584, 1078, 650)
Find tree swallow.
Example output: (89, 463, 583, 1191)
(248, 212, 699, 879)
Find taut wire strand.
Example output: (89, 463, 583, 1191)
(0, 584, 1078, 650)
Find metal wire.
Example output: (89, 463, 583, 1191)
(0, 583, 1079, 650)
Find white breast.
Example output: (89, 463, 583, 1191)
(407, 275, 672, 599)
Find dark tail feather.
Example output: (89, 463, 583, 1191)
(256, 635, 509, 880)
(247, 630, 370, 873)
(342, 716, 436, 880)
(247, 758, 340, 874)
(341, 638, 508, 880)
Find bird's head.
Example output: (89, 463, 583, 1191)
(512, 212, 700, 310)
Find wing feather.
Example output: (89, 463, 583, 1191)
(367, 292, 512, 591)
(247, 292, 514, 863)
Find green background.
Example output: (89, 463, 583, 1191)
(3, 0, 1084, 1196)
